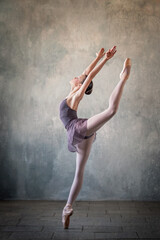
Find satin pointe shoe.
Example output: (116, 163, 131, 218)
(120, 58, 131, 80)
(62, 205, 74, 229)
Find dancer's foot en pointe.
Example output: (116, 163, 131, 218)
(62, 204, 74, 229)
(120, 58, 131, 81)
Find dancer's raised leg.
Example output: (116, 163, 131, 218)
(85, 58, 131, 136)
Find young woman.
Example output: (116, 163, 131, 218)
(59, 46, 131, 229)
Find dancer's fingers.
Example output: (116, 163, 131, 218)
(112, 48, 117, 54)
(111, 46, 116, 51)
(96, 48, 105, 58)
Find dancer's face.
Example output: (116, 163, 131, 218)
(70, 77, 81, 87)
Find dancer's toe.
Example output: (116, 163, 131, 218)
(62, 206, 74, 229)
(120, 58, 131, 81)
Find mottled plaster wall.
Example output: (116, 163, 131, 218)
(0, 0, 160, 200)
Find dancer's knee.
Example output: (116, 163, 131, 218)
(75, 169, 84, 180)
(108, 105, 117, 117)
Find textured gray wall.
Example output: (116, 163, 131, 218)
(0, 0, 160, 200)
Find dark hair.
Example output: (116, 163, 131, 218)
(85, 81, 93, 95)
(81, 75, 93, 95)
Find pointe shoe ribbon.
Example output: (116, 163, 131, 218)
(63, 207, 73, 215)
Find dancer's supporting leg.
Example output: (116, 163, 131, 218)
(85, 58, 131, 136)
(64, 133, 96, 208)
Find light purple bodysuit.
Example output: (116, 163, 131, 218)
(59, 98, 96, 152)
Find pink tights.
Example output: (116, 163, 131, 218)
(65, 76, 128, 208)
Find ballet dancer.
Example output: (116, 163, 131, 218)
(59, 46, 131, 228)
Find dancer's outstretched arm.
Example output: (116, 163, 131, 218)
(78, 48, 105, 83)
(77, 46, 117, 97)
(82, 48, 105, 75)
(90, 46, 116, 79)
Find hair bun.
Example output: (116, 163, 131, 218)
(85, 81, 93, 95)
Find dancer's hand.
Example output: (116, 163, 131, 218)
(96, 48, 105, 59)
(105, 46, 117, 60)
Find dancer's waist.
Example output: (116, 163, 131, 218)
(60, 115, 78, 129)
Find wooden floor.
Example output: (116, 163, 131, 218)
(0, 200, 160, 239)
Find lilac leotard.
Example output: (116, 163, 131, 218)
(59, 98, 96, 152)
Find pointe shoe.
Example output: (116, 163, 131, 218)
(120, 58, 131, 80)
(62, 206, 74, 229)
